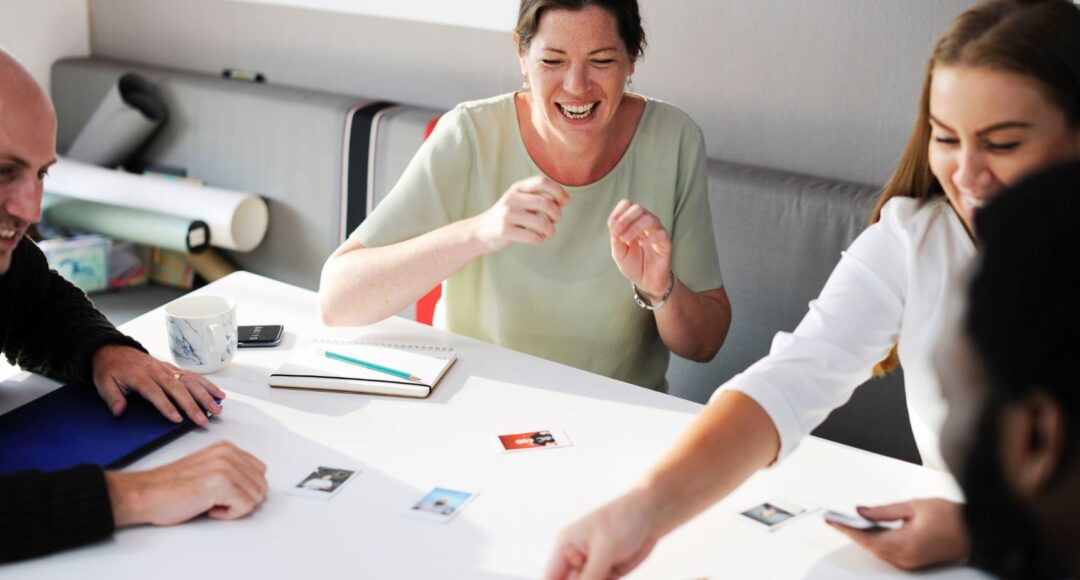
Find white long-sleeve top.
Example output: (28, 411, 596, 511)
(716, 196, 975, 470)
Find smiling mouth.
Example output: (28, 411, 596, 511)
(0, 228, 18, 240)
(557, 102, 598, 120)
(963, 196, 989, 211)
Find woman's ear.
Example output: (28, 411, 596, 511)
(513, 32, 524, 58)
(1001, 390, 1066, 498)
(514, 35, 529, 78)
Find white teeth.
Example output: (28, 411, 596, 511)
(558, 102, 596, 120)
(0, 229, 16, 239)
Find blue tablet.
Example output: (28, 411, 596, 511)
(0, 382, 197, 473)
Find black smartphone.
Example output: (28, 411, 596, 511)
(237, 325, 284, 348)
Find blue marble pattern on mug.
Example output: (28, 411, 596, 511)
(168, 318, 206, 366)
(214, 311, 238, 363)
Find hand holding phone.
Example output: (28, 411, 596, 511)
(824, 509, 903, 531)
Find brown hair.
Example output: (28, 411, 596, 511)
(872, 0, 1080, 375)
(514, 0, 647, 61)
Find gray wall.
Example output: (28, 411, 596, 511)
(88, 0, 977, 185)
(0, 0, 89, 93)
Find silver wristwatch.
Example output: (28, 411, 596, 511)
(633, 270, 675, 311)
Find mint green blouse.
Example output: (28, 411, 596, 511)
(352, 93, 723, 390)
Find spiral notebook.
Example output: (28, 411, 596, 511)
(269, 340, 457, 398)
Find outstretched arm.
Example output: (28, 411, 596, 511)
(547, 391, 778, 580)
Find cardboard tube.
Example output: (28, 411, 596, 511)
(67, 73, 167, 167)
(46, 158, 268, 252)
(42, 194, 210, 254)
(186, 249, 237, 282)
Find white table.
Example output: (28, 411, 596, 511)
(1, 272, 987, 579)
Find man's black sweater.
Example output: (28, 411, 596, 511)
(1, 237, 145, 563)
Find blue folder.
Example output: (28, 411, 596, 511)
(0, 382, 196, 473)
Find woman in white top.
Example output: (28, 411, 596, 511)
(547, 0, 1080, 576)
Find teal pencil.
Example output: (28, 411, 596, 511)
(318, 349, 422, 382)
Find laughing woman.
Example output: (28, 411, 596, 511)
(318, 0, 731, 391)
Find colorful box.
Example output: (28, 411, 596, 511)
(38, 235, 109, 293)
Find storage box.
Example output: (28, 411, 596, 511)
(38, 235, 109, 293)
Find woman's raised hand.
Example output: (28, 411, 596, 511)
(608, 199, 673, 298)
(469, 175, 570, 253)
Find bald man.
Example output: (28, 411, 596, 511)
(0, 50, 267, 562)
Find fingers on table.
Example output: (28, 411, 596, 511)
(132, 373, 185, 423)
(179, 372, 224, 415)
(96, 378, 128, 416)
(201, 441, 268, 519)
(157, 370, 210, 426)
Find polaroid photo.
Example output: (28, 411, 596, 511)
(286, 466, 359, 500)
(492, 429, 573, 453)
(404, 487, 478, 524)
(736, 498, 817, 532)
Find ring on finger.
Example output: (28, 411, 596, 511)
(173, 372, 184, 382)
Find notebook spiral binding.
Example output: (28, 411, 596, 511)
(312, 339, 455, 360)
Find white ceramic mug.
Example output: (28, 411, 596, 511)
(165, 295, 237, 373)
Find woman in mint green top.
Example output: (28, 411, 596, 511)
(319, 0, 731, 390)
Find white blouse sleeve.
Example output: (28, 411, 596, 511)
(715, 199, 918, 462)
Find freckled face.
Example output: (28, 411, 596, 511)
(518, 6, 634, 148)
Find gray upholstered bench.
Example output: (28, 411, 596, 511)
(667, 161, 920, 464)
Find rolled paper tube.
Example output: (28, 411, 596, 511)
(67, 73, 167, 167)
(186, 249, 237, 283)
(46, 157, 268, 252)
(42, 194, 211, 254)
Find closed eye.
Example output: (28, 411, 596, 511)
(933, 136, 959, 145)
(985, 141, 1020, 152)
(541, 59, 563, 66)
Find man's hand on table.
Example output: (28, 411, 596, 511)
(106, 440, 268, 527)
(92, 344, 225, 426)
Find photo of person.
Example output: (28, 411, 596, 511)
(495, 429, 572, 452)
(288, 467, 357, 499)
(408, 488, 476, 523)
(741, 502, 796, 527)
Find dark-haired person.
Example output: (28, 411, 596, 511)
(1, 49, 267, 562)
(547, 0, 1080, 577)
(318, 0, 731, 391)
(937, 161, 1080, 580)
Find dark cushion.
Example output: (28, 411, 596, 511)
(667, 160, 921, 464)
